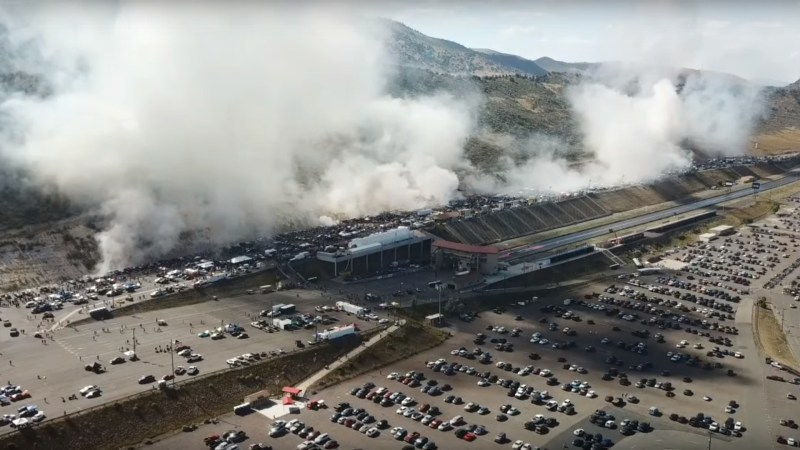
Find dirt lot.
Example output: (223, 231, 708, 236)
(754, 303, 800, 371)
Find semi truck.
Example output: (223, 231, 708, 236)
(336, 301, 366, 316)
(317, 324, 356, 340)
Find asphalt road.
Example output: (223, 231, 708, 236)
(502, 173, 800, 263)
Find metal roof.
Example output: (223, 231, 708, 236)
(433, 240, 500, 255)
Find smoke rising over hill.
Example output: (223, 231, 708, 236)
(472, 68, 767, 196)
(0, 4, 769, 271)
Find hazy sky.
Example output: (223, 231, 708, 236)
(369, 0, 800, 84)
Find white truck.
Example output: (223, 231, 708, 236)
(317, 324, 356, 340)
(336, 301, 366, 316)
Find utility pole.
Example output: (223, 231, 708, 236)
(707, 430, 712, 450)
(437, 285, 443, 325)
(132, 328, 136, 353)
(170, 339, 175, 387)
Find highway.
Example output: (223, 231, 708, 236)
(501, 173, 800, 263)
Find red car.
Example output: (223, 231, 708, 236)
(463, 432, 477, 442)
(11, 391, 30, 402)
(419, 404, 430, 413)
(429, 419, 442, 429)
(404, 432, 420, 443)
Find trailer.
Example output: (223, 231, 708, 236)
(316, 324, 356, 341)
(272, 318, 294, 330)
(336, 301, 366, 316)
(279, 304, 296, 315)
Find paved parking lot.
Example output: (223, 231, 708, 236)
(145, 210, 800, 450)
(0, 288, 384, 432)
(7, 204, 800, 447)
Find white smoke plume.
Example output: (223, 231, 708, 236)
(0, 3, 476, 271)
(0, 3, 771, 272)
(481, 66, 767, 195)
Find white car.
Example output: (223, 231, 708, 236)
(734, 421, 743, 431)
(573, 428, 584, 436)
(85, 389, 101, 399)
(512, 441, 525, 450)
(187, 366, 199, 375)
(477, 379, 490, 387)
(396, 406, 407, 415)
(703, 396, 712, 402)
(79, 385, 99, 396)
(31, 411, 45, 422)
(788, 437, 797, 446)
(387, 372, 399, 380)
(366, 427, 379, 437)
(313, 433, 329, 444)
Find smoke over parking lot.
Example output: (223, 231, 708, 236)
(0, 3, 769, 271)
(0, 4, 477, 271)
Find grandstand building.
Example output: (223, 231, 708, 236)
(432, 240, 500, 275)
(316, 227, 432, 277)
(442, 196, 609, 245)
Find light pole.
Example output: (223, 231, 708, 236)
(437, 285, 443, 325)
(169, 339, 175, 387)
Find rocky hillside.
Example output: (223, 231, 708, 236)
(755, 79, 800, 154)
(384, 20, 547, 77)
(533, 56, 597, 74)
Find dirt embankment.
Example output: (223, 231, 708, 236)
(754, 300, 800, 373)
(0, 338, 361, 450)
(312, 321, 450, 391)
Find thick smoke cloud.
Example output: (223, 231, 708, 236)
(0, 3, 769, 272)
(0, 3, 476, 271)
(481, 66, 767, 195)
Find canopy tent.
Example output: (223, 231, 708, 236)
(282, 386, 302, 396)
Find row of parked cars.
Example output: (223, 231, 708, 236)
(268, 418, 339, 449)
